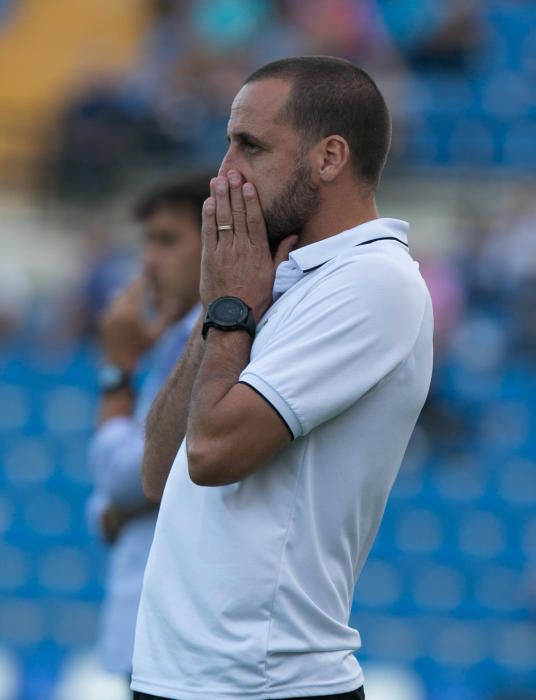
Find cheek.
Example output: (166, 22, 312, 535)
(168, 246, 201, 286)
(247, 167, 281, 213)
(256, 175, 287, 214)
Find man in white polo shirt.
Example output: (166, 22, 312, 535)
(131, 57, 433, 700)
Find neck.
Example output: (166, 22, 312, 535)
(297, 192, 379, 249)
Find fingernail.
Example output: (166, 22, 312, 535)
(204, 197, 215, 213)
(243, 182, 254, 196)
(228, 171, 240, 186)
(216, 178, 227, 193)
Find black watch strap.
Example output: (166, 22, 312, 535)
(99, 364, 132, 394)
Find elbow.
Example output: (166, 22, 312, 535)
(141, 464, 163, 504)
(187, 438, 234, 487)
(142, 476, 162, 504)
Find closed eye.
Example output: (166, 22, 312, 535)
(241, 141, 261, 154)
(227, 132, 264, 154)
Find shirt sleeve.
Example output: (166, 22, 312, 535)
(88, 416, 147, 508)
(239, 254, 428, 438)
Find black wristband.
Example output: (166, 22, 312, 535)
(98, 364, 132, 394)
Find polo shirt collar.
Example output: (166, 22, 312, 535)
(288, 218, 409, 273)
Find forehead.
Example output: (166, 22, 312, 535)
(145, 204, 197, 231)
(228, 78, 294, 138)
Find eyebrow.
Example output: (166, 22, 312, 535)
(227, 131, 268, 148)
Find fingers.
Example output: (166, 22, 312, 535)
(227, 170, 248, 239)
(243, 182, 267, 246)
(124, 277, 144, 296)
(214, 176, 233, 239)
(115, 277, 143, 305)
(201, 179, 217, 252)
(210, 175, 265, 245)
(106, 277, 143, 319)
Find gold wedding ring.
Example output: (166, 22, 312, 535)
(217, 224, 234, 231)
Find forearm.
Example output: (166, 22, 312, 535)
(98, 387, 134, 425)
(186, 329, 252, 481)
(89, 416, 150, 508)
(141, 316, 205, 502)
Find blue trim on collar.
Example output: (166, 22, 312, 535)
(289, 218, 409, 273)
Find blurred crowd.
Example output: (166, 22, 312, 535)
(52, 0, 485, 196)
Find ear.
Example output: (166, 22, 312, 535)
(314, 136, 350, 183)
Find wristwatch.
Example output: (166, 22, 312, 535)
(98, 364, 132, 394)
(202, 296, 256, 340)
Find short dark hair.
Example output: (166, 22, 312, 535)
(245, 56, 391, 189)
(133, 173, 210, 226)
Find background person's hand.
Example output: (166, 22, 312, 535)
(200, 172, 298, 321)
(99, 278, 181, 373)
(100, 504, 124, 545)
(100, 502, 158, 544)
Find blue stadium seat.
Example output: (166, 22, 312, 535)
(42, 386, 94, 435)
(431, 462, 486, 504)
(411, 563, 465, 613)
(429, 619, 487, 670)
(458, 510, 506, 559)
(0, 542, 29, 593)
(4, 437, 54, 486)
(497, 458, 536, 507)
(23, 489, 72, 538)
(503, 120, 536, 167)
(355, 559, 403, 611)
(474, 564, 526, 617)
(354, 614, 423, 665)
(395, 508, 444, 555)
(38, 547, 91, 595)
(0, 384, 29, 432)
(489, 621, 536, 674)
(0, 599, 46, 647)
(447, 119, 495, 165)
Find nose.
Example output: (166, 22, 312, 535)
(218, 151, 232, 177)
(218, 145, 243, 178)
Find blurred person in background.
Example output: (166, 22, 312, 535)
(376, 0, 481, 73)
(86, 175, 207, 684)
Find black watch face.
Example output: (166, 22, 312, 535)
(212, 297, 247, 326)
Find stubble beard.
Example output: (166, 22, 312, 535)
(264, 157, 320, 255)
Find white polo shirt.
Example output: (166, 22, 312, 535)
(131, 218, 434, 700)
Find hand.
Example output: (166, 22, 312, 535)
(99, 279, 180, 373)
(100, 502, 158, 544)
(100, 503, 124, 544)
(200, 172, 298, 322)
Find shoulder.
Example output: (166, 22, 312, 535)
(303, 246, 429, 321)
(343, 243, 426, 291)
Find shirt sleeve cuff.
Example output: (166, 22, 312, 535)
(92, 416, 139, 451)
(238, 371, 303, 439)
